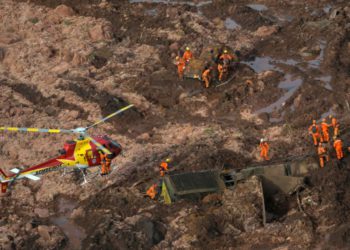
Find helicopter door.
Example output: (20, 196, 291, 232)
(86, 149, 99, 166)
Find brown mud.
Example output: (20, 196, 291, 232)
(0, 0, 350, 249)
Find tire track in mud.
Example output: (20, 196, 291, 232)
(2, 80, 88, 119)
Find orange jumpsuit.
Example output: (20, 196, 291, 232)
(183, 50, 193, 63)
(317, 144, 329, 168)
(217, 63, 228, 81)
(308, 124, 322, 146)
(334, 124, 339, 138)
(333, 139, 344, 160)
(1, 183, 8, 193)
(176, 57, 186, 79)
(100, 153, 112, 175)
(159, 162, 169, 177)
(330, 117, 339, 138)
(202, 69, 211, 88)
(260, 142, 270, 160)
(321, 121, 330, 142)
(146, 184, 157, 199)
(220, 53, 234, 61)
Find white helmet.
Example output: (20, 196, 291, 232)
(260, 138, 264, 143)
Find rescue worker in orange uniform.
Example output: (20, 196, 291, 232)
(159, 158, 171, 177)
(308, 120, 323, 146)
(333, 137, 344, 160)
(183, 47, 193, 63)
(217, 60, 229, 82)
(100, 151, 112, 176)
(219, 49, 235, 62)
(146, 184, 157, 200)
(175, 56, 186, 80)
(202, 67, 211, 88)
(317, 142, 329, 168)
(321, 118, 330, 143)
(329, 115, 339, 139)
(260, 138, 270, 161)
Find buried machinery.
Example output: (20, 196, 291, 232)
(155, 154, 319, 223)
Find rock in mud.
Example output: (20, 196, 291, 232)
(54, 5, 75, 17)
(254, 25, 279, 37)
(89, 23, 113, 42)
(36, 225, 65, 248)
(34, 208, 50, 218)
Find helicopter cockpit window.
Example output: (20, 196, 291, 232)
(103, 136, 121, 149)
(110, 140, 121, 148)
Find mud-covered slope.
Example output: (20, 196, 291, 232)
(0, 0, 350, 249)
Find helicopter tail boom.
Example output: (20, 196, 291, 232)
(0, 169, 9, 193)
(0, 168, 8, 181)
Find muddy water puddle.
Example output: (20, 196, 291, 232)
(323, 5, 332, 14)
(51, 197, 86, 250)
(247, 4, 268, 11)
(243, 56, 298, 73)
(256, 74, 303, 114)
(129, 0, 212, 7)
(316, 75, 332, 90)
(245, 53, 332, 116)
(145, 8, 158, 16)
(308, 40, 326, 69)
(225, 17, 241, 30)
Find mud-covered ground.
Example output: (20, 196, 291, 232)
(0, 0, 349, 249)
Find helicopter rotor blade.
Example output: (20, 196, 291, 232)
(0, 127, 73, 134)
(85, 104, 134, 131)
(85, 135, 112, 155)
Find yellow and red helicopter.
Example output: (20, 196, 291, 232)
(0, 104, 134, 193)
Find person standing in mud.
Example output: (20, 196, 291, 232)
(219, 49, 235, 62)
(333, 137, 344, 160)
(202, 67, 212, 88)
(317, 142, 329, 168)
(159, 158, 171, 177)
(308, 120, 323, 147)
(329, 115, 339, 139)
(175, 56, 185, 80)
(321, 118, 330, 143)
(259, 138, 270, 161)
(182, 47, 193, 63)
